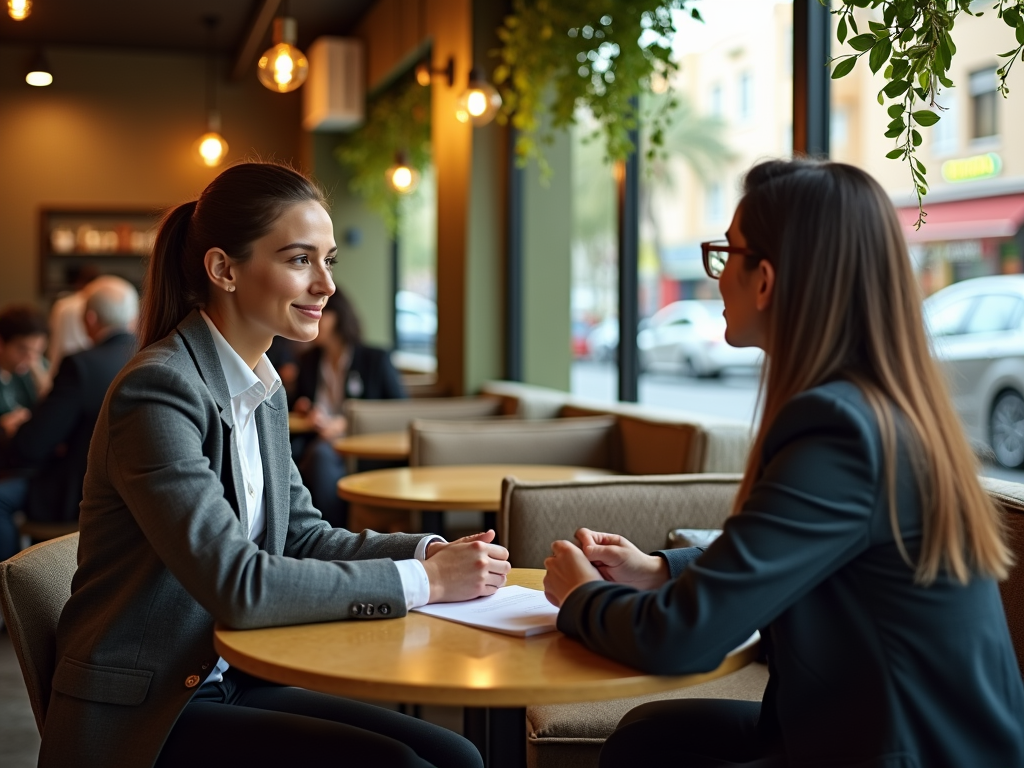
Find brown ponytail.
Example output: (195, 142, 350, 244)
(139, 162, 327, 349)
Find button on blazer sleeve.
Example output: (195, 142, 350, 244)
(556, 387, 880, 674)
(104, 359, 411, 630)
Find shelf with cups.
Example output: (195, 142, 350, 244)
(39, 208, 162, 300)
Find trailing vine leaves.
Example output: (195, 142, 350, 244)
(494, 0, 700, 178)
(335, 78, 431, 234)
(828, 0, 1024, 229)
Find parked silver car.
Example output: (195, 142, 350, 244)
(925, 275, 1024, 467)
(638, 300, 762, 377)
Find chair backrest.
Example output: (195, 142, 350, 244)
(500, 474, 741, 568)
(343, 396, 505, 436)
(410, 415, 617, 470)
(0, 532, 79, 734)
(981, 477, 1024, 679)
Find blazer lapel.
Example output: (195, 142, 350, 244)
(255, 392, 289, 555)
(175, 310, 249, 533)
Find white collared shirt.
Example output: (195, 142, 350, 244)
(198, 312, 439, 686)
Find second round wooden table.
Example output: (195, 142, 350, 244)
(337, 464, 613, 512)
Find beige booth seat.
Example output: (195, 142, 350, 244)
(408, 416, 617, 470)
(480, 380, 752, 474)
(342, 395, 506, 436)
(498, 473, 767, 768)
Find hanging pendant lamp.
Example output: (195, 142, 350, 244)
(193, 16, 229, 168)
(257, 11, 309, 93)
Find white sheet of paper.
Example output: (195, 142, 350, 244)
(411, 585, 559, 637)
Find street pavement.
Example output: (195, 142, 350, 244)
(571, 360, 1024, 483)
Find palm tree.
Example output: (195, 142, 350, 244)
(639, 92, 735, 278)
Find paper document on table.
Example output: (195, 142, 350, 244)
(412, 585, 559, 637)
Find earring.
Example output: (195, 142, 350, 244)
(226, 286, 235, 292)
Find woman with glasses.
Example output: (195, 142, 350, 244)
(544, 158, 1024, 768)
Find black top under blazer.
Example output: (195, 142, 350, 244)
(1, 331, 135, 523)
(558, 381, 1024, 768)
(291, 343, 405, 409)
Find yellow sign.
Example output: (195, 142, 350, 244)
(941, 153, 1003, 183)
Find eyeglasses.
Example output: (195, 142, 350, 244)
(700, 241, 758, 280)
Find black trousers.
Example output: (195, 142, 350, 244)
(156, 668, 483, 768)
(599, 699, 787, 768)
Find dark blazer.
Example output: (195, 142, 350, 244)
(559, 381, 1024, 768)
(1, 331, 135, 523)
(39, 312, 428, 768)
(291, 343, 405, 408)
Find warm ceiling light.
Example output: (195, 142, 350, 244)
(194, 131, 229, 167)
(193, 16, 228, 167)
(25, 49, 52, 86)
(7, 0, 31, 20)
(386, 152, 420, 195)
(455, 68, 502, 126)
(257, 17, 308, 93)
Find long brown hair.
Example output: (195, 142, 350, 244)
(139, 162, 327, 349)
(733, 158, 1011, 585)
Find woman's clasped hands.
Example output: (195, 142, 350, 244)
(422, 530, 511, 603)
(543, 528, 672, 607)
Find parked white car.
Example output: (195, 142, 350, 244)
(639, 300, 763, 377)
(924, 275, 1024, 467)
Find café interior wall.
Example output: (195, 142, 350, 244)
(0, 45, 301, 310)
(521, 126, 572, 392)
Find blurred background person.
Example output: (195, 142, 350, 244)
(0, 304, 50, 437)
(48, 264, 101, 376)
(290, 288, 405, 527)
(0, 276, 137, 562)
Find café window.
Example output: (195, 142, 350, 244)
(970, 67, 998, 140)
(737, 71, 753, 122)
(709, 82, 723, 117)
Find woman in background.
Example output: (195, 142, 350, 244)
(291, 287, 405, 526)
(41, 162, 505, 768)
(544, 158, 1024, 768)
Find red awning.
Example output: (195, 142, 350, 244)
(897, 193, 1024, 243)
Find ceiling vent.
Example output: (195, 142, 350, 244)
(302, 37, 364, 132)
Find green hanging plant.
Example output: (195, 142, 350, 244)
(827, 0, 1024, 228)
(335, 78, 431, 234)
(494, 0, 701, 177)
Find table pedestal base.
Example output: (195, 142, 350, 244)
(464, 707, 527, 768)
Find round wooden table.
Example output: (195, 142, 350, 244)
(288, 412, 316, 434)
(333, 431, 410, 462)
(337, 465, 613, 512)
(215, 569, 758, 768)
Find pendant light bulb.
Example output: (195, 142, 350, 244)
(8, 0, 31, 20)
(455, 68, 502, 126)
(25, 49, 53, 86)
(258, 17, 308, 93)
(194, 17, 229, 167)
(386, 152, 420, 195)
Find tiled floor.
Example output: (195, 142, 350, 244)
(0, 627, 463, 765)
(0, 629, 40, 768)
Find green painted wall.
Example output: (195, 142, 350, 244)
(463, 0, 508, 393)
(522, 127, 573, 391)
(309, 132, 393, 349)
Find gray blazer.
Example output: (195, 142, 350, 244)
(39, 311, 428, 768)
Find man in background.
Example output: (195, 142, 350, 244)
(0, 276, 137, 562)
(48, 264, 101, 376)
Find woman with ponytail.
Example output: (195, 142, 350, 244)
(40, 162, 503, 768)
(543, 159, 1024, 768)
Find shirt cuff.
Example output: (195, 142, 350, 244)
(395, 559, 432, 610)
(414, 534, 446, 561)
